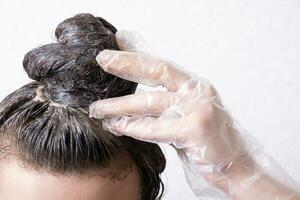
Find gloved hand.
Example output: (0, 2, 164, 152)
(90, 30, 300, 200)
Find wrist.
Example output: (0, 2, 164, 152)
(211, 154, 257, 195)
(219, 156, 300, 200)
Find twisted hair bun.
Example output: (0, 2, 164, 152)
(23, 13, 137, 107)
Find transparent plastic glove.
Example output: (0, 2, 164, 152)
(90, 30, 300, 200)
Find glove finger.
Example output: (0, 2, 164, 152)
(102, 116, 178, 144)
(115, 30, 154, 54)
(96, 50, 191, 91)
(89, 91, 176, 119)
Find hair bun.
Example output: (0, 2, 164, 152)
(23, 14, 137, 107)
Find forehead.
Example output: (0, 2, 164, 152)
(0, 159, 140, 200)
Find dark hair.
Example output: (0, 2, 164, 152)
(0, 13, 166, 200)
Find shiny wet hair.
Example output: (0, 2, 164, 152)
(0, 13, 165, 200)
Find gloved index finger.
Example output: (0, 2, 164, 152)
(96, 50, 190, 91)
(115, 30, 155, 54)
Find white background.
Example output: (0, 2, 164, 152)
(0, 0, 300, 199)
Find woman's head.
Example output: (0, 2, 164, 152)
(0, 14, 166, 200)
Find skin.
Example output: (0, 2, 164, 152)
(0, 159, 140, 200)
